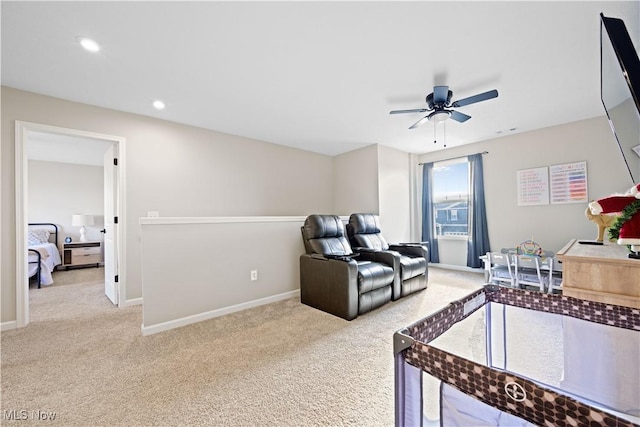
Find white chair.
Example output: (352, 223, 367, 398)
(514, 254, 545, 292)
(547, 257, 563, 294)
(486, 252, 515, 287)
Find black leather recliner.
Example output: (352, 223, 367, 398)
(300, 214, 398, 320)
(347, 213, 428, 300)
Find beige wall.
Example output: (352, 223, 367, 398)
(418, 115, 635, 259)
(28, 160, 104, 245)
(377, 145, 412, 243)
(140, 217, 305, 335)
(332, 144, 414, 244)
(2, 87, 334, 323)
(332, 144, 379, 216)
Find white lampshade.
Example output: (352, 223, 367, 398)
(72, 214, 94, 226)
(429, 110, 450, 123)
(72, 214, 94, 242)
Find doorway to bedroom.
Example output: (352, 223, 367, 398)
(15, 122, 126, 328)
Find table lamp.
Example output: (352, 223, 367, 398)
(72, 214, 94, 242)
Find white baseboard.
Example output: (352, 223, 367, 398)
(1, 320, 17, 331)
(121, 297, 143, 307)
(430, 263, 485, 274)
(141, 290, 300, 336)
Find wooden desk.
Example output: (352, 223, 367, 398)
(557, 239, 640, 308)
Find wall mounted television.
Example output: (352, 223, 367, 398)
(600, 13, 640, 184)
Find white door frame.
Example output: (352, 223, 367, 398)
(14, 121, 127, 327)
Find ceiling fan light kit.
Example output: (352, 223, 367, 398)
(429, 110, 450, 123)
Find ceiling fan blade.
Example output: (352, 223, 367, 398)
(409, 116, 430, 129)
(389, 108, 428, 115)
(450, 110, 472, 122)
(451, 89, 498, 107)
(433, 86, 449, 104)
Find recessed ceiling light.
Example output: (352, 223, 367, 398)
(77, 37, 100, 53)
(153, 100, 166, 110)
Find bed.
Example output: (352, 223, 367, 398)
(394, 285, 639, 426)
(28, 223, 62, 288)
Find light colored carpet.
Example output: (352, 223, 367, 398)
(52, 266, 105, 287)
(29, 266, 104, 289)
(2, 267, 486, 426)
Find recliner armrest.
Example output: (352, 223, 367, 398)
(357, 249, 397, 267)
(309, 253, 360, 262)
(351, 247, 384, 256)
(325, 253, 359, 262)
(352, 247, 400, 261)
(389, 244, 428, 259)
(355, 250, 401, 300)
(299, 254, 359, 320)
(352, 247, 402, 270)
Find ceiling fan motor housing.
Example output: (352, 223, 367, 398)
(426, 89, 453, 109)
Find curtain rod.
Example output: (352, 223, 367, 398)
(418, 151, 488, 165)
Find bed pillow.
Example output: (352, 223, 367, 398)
(28, 229, 50, 245)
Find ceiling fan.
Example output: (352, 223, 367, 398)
(390, 85, 499, 129)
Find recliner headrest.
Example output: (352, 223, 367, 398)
(348, 213, 381, 235)
(303, 214, 346, 239)
(302, 215, 353, 256)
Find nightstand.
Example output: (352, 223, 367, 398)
(63, 241, 102, 269)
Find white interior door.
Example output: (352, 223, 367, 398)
(103, 144, 118, 305)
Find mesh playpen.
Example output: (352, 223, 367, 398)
(394, 286, 639, 426)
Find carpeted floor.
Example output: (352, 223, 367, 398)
(3, 267, 486, 426)
(51, 266, 104, 287)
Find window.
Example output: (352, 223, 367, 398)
(422, 153, 489, 267)
(432, 159, 469, 237)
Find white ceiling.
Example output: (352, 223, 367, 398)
(2, 1, 639, 157)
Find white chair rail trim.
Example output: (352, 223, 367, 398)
(139, 216, 348, 225)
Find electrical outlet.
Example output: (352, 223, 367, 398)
(250, 270, 258, 281)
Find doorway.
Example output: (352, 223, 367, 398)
(15, 121, 126, 327)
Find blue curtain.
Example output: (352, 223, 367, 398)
(421, 162, 439, 263)
(466, 153, 491, 268)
